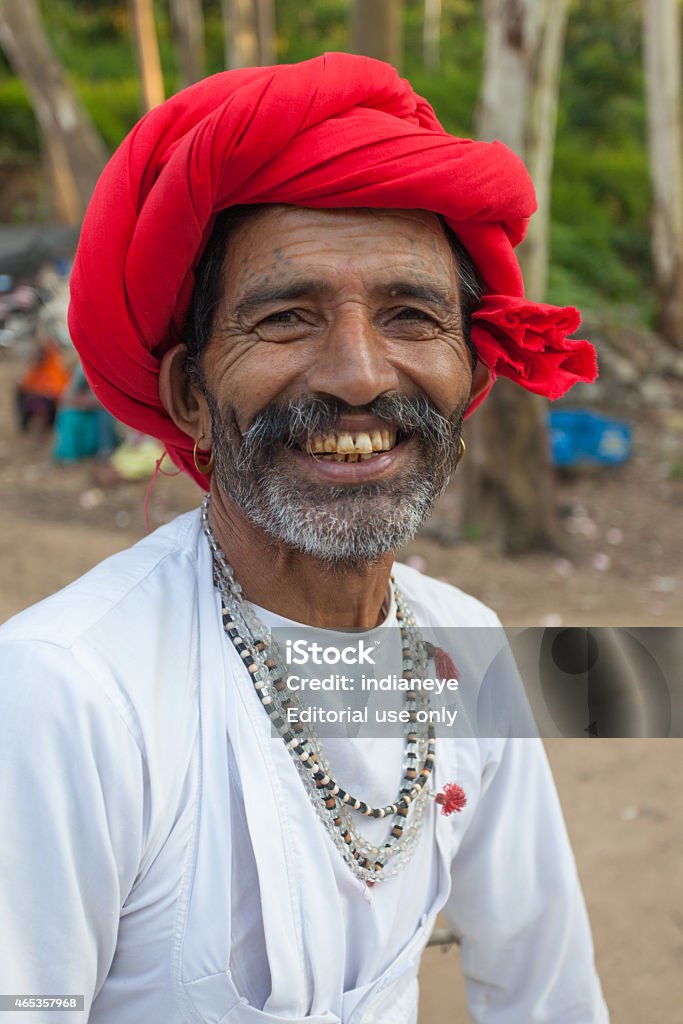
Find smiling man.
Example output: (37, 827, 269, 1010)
(0, 55, 607, 1023)
(161, 204, 489, 623)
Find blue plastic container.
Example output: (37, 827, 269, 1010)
(548, 410, 632, 468)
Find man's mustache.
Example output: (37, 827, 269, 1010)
(233, 393, 465, 472)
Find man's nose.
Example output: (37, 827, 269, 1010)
(305, 309, 399, 407)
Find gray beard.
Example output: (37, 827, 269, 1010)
(226, 469, 438, 567)
(206, 394, 463, 568)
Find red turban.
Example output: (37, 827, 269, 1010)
(68, 52, 597, 487)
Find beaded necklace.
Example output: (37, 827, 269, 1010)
(201, 494, 437, 886)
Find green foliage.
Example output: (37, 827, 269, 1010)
(278, 0, 349, 62)
(204, 10, 228, 73)
(551, 137, 651, 302)
(36, 0, 136, 80)
(561, 0, 644, 144)
(404, 6, 484, 135)
(549, 0, 652, 314)
(0, 80, 39, 156)
(77, 79, 141, 150)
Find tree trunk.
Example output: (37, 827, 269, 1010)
(350, 0, 403, 69)
(130, 0, 165, 112)
(423, 0, 441, 74)
(518, 0, 569, 303)
(0, 0, 108, 224)
(464, 0, 568, 554)
(223, 0, 275, 68)
(224, 0, 255, 68)
(643, 0, 683, 348)
(255, 0, 276, 65)
(170, 0, 205, 88)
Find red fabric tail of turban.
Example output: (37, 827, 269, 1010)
(68, 52, 598, 488)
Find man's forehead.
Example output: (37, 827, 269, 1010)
(226, 203, 446, 236)
(220, 204, 455, 282)
(211, 206, 462, 318)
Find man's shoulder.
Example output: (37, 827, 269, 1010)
(0, 509, 201, 652)
(392, 561, 501, 627)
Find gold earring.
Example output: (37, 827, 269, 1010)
(193, 435, 215, 475)
(455, 436, 466, 466)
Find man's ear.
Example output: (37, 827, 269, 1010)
(468, 360, 493, 406)
(158, 344, 212, 442)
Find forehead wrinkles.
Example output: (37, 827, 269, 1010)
(216, 204, 462, 319)
(223, 207, 456, 287)
(225, 251, 457, 315)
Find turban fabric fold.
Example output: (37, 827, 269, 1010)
(68, 52, 597, 487)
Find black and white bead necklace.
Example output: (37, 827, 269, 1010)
(201, 494, 436, 886)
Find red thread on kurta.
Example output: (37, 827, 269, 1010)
(435, 783, 467, 816)
(433, 646, 460, 683)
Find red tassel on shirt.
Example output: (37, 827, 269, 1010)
(435, 783, 467, 816)
(432, 646, 460, 683)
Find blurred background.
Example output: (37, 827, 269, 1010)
(0, 1, 681, 1020)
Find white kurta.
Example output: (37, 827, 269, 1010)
(0, 510, 610, 1023)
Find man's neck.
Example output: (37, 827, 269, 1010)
(207, 485, 394, 629)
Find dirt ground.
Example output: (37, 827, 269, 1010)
(1, 346, 681, 1021)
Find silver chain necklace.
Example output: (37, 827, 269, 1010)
(201, 494, 436, 886)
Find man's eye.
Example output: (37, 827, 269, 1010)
(260, 310, 301, 325)
(391, 307, 438, 323)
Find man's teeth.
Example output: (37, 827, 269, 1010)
(305, 429, 397, 459)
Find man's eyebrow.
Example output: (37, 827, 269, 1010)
(231, 277, 457, 316)
(377, 280, 456, 312)
(233, 279, 328, 316)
